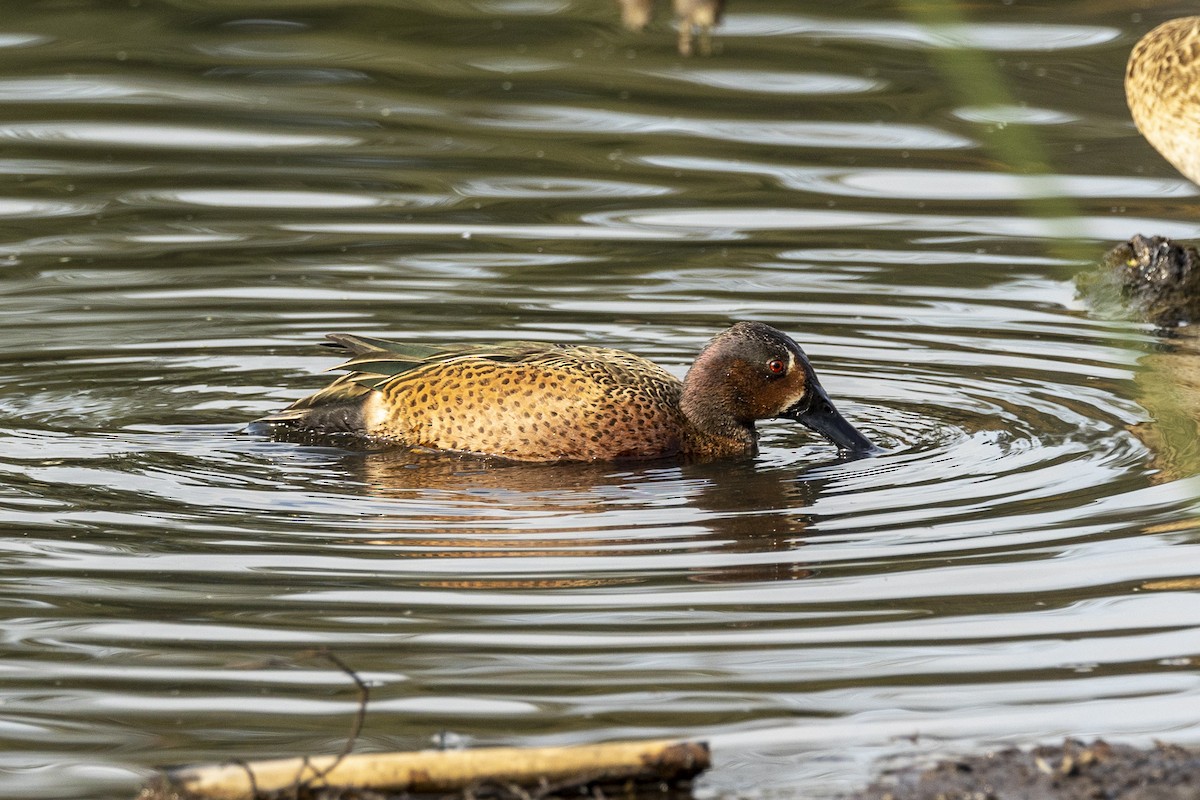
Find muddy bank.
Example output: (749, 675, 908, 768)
(846, 739, 1200, 800)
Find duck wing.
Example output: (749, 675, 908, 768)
(323, 334, 568, 389)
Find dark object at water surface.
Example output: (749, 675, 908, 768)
(254, 321, 875, 462)
(1082, 234, 1200, 329)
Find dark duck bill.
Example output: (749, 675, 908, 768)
(781, 381, 879, 455)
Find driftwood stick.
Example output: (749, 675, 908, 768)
(145, 739, 709, 800)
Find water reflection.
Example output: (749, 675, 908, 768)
(1131, 332, 1200, 482)
(338, 449, 822, 586)
(0, 122, 363, 149)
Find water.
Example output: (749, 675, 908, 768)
(3, 1, 1200, 798)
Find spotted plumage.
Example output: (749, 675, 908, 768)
(1127, 17, 1200, 187)
(255, 322, 874, 462)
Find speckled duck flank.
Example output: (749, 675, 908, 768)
(1126, 17, 1200, 187)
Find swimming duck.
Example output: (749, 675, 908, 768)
(1126, 17, 1200, 186)
(255, 321, 874, 462)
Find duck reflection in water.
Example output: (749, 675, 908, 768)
(617, 0, 725, 55)
(301, 443, 860, 591)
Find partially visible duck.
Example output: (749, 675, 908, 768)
(1126, 17, 1200, 186)
(255, 321, 875, 462)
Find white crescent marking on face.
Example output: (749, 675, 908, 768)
(778, 348, 809, 413)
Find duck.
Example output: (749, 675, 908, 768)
(1126, 17, 1200, 187)
(254, 321, 875, 462)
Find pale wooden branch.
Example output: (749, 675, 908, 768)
(139, 738, 710, 800)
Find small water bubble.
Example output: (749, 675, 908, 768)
(501, 81, 512, 91)
(116, 50, 127, 61)
(462, 231, 471, 239)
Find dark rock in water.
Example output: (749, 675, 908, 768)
(847, 738, 1200, 800)
(1080, 234, 1200, 329)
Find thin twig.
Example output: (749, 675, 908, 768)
(320, 649, 371, 766)
(286, 649, 370, 797)
(225, 758, 261, 799)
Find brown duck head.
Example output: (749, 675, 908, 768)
(680, 321, 877, 455)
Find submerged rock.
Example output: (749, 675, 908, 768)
(1080, 234, 1200, 329)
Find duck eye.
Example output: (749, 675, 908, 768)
(767, 358, 786, 375)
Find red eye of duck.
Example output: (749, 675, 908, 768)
(767, 358, 786, 375)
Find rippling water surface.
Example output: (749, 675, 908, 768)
(4, 1, 1200, 798)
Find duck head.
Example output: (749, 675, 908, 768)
(681, 321, 876, 455)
